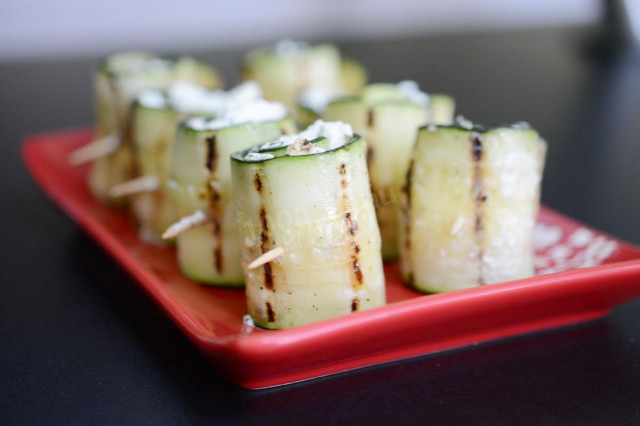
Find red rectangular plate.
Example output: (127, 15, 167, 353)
(23, 129, 640, 389)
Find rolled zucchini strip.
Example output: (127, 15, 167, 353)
(323, 81, 455, 260)
(168, 101, 297, 286)
(231, 120, 386, 329)
(89, 52, 222, 206)
(242, 40, 367, 112)
(400, 121, 547, 293)
(128, 81, 263, 244)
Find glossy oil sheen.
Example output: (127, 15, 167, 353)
(22, 129, 640, 389)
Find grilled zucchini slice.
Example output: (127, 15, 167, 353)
(231, 121, 386, 328)
(400, 122, 546, 293)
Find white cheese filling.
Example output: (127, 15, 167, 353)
(186, 99, 287, 131)
(455, 115, 474, 130)
(244, 152, 275, 162)
(286, 139, 326, 156)
(138, 81, 263, 115)
(298, 86, 350, 114)
(274, 39, 309, 58)
(266, 120, 354, 156)
(170, 80, 262, 114)
(138, 91, 169, 109)
(397, 80, 430, 107)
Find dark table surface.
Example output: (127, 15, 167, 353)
(1, 26, 640, 425)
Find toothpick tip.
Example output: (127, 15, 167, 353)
(161, 210, 210, 239)
(248, 246, 285, 269)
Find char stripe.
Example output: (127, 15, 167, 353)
(206, 136, 217, 172)
(471, 131, 485, 285)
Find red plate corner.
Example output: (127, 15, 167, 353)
(22, 129, 640, 389)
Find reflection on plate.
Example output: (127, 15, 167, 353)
(23, 129, 640, 389)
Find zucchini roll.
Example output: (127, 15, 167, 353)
(242, 40, 367, 112)
(167, 100, 297, 286)
(231, 120, 386, 329)
(87, 52, 222, 205)
(400, 121, 547, 293)
(125, 81, 263, 244)
(323, 81, 456, 260)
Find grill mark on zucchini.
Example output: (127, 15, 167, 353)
(264, 263, 273, 290)
(340, 164, 348, 190)
(207, 135, 221, 274)
(209, 184, 223, 274)
(259, 207, 269, 250)
(402, 161, 414, 251)
(471, 131, 485, 285)
(266, 302, 275, 322)
(340, 163, 364, 290)
(351, 298, 359, 312)
(205, 136, 217, 172)
(254, 173, 262, 192)
(345, 211, 359, 235)
(352, 257, 363, 284)
(472, 132, 483, 162)
(367, 109, 374, 127)
(212, 216, 222, 237)
(402, 160, 415, 284)
(259, 207, 274, 290)
(214, 246, 223, 273)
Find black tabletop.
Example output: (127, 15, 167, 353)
(1, 26, 639, 425)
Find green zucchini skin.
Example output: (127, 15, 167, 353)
(400, 124, 546, 293)
(169, 118, 297, 286)
(89, 52, 222, 207)
(231, 135, 386, 329)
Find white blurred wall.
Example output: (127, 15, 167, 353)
(0, 0, 602, 62)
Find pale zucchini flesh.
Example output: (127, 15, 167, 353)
(400, 125, 546, 293)
(231, 135, 385, 329)
(428, 94, 456, 125)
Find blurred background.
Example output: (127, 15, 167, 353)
(0, 0, 615, 62)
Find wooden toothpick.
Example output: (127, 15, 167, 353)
(109, 175, 159, 198)
(248, 246, 284, 269)
(68, 132, 120, 165)
(162, 210, 210, 239)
